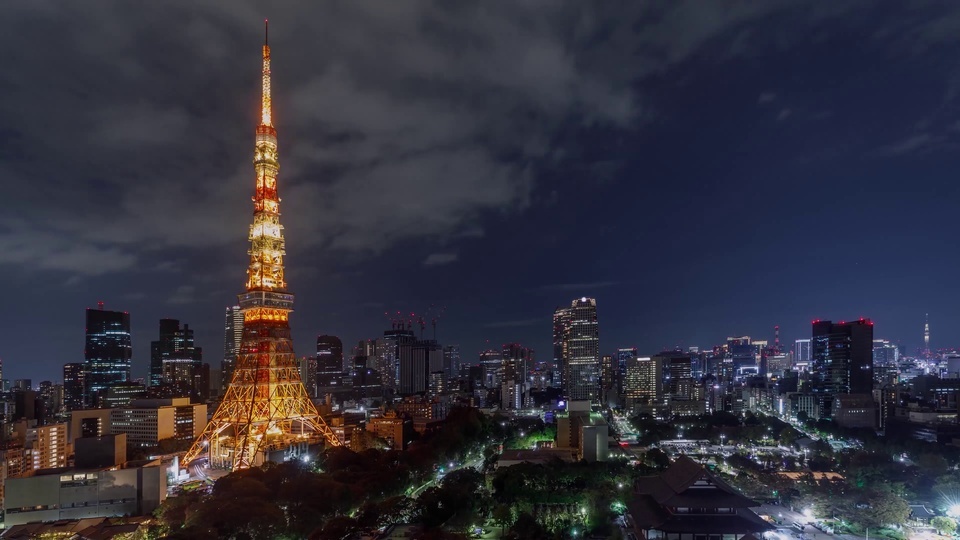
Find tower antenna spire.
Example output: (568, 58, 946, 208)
(264, 18, 268, 46)
(260, 20, 272, 127)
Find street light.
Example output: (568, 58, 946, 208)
(948, 504, 960, 518)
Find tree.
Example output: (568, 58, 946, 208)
(644, 449, 671, 470)
(917, 453, 950, 477)
(856, 488, 909, 529)
(932, 516, 957, 537)
(492, 504, 513, 538)
(507, 512, 550, 540)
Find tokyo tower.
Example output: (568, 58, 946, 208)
(184, 21, 340, 471)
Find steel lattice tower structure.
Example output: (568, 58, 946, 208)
(184, 22, 340, 471)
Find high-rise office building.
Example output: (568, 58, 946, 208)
(443, 345, 461, 378)
(794, 338, 811, 370)
(316, 335, 344, 390)
(726, 336, 756, 376)
(553, 307, 571, 385)
(616, 348, 637, 395)
(83, 303, 132, 406)
(600, 354, 616, 406)
(63, 363, 85, 412)
(377, 329, 416, 391)
(399, 340, 443, 395)
(501, 344, 533, 409)
(479, 349, 503, 388)
(38, 381, 64, 420)
(624, 356, 663, 405)
(221, 306, 244, 392)
(872, 339, 899, 367)
(811, 318, 874, 398)
(296, 356, 318, 397)
(150, 319, 203, 399)
(659, 353, 693, 398)
(557, 298, 600, 403)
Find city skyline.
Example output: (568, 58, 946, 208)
(3, 3, 960, 382)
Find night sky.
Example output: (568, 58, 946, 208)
(2, 2, 959, 383)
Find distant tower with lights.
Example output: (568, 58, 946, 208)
(924, 313, 931, 357)
(184, 22, 340, 470)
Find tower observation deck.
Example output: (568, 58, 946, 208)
(184, 22, 340, 471)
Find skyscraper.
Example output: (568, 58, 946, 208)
(150, 319, 203, 398)
(558, 297, 600, 403)
(811, 319, 874, 401)
(63, 363, 84, 412)
(600, 354, 616, 406)
(616, 347, 637, 398)
(316, 335, 344, 390)
(872, 339, 899, 366)
(501, 343, 533, 409)
(794, 338, 811, 370)
(378, 328, 416, 392)
(443, 345, 461, 378)
(479, 349, 503, 388)
(297, 356, 318, 398)
(399, 339, 442, 395)
(553, 307, 571, 386)
(624, 356, 664, 408)
(83, 302, 132, 407)
(184, 24, 339, 470)
(221, 306, 243, 392)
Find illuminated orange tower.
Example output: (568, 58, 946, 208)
(184, 21, 340, 471)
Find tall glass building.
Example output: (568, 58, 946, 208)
(221, 305, 244, 392)
(83, 303, 132, 406)
(557, 297, 600, 403)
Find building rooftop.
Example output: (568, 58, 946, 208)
(0, 516, 149, 539)
(627, 456, 773, 535)
(497, 448, 577, 467)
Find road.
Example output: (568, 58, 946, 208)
(410, 456, 485, 498)
(186, 457, 229, 485)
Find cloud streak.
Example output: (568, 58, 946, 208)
(423, 252, 458, 267)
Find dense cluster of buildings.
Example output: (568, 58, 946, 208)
(4, 286, 959, 530)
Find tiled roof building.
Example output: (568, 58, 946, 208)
(625, 455, 773, 540)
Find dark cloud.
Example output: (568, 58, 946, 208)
(422, 253, 458, 267)
(5, 1, 960, 380)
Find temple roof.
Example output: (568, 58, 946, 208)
(628, 455, 773, 534)
(634, 455, 761, 508)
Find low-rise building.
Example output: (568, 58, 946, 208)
(496, 448, 577, 468)
(68, 408, 112, 445)
(831, 394, 876, 429)
(366, 412, 411, 449)
(556, 400, 610, 462)
(3, 459, 167, 526)
(13, 422, 67, 473)
(110, 398, 206, 448)
(625, 455, 773, 539)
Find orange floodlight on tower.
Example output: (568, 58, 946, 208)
(184, 21, 340, 471)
